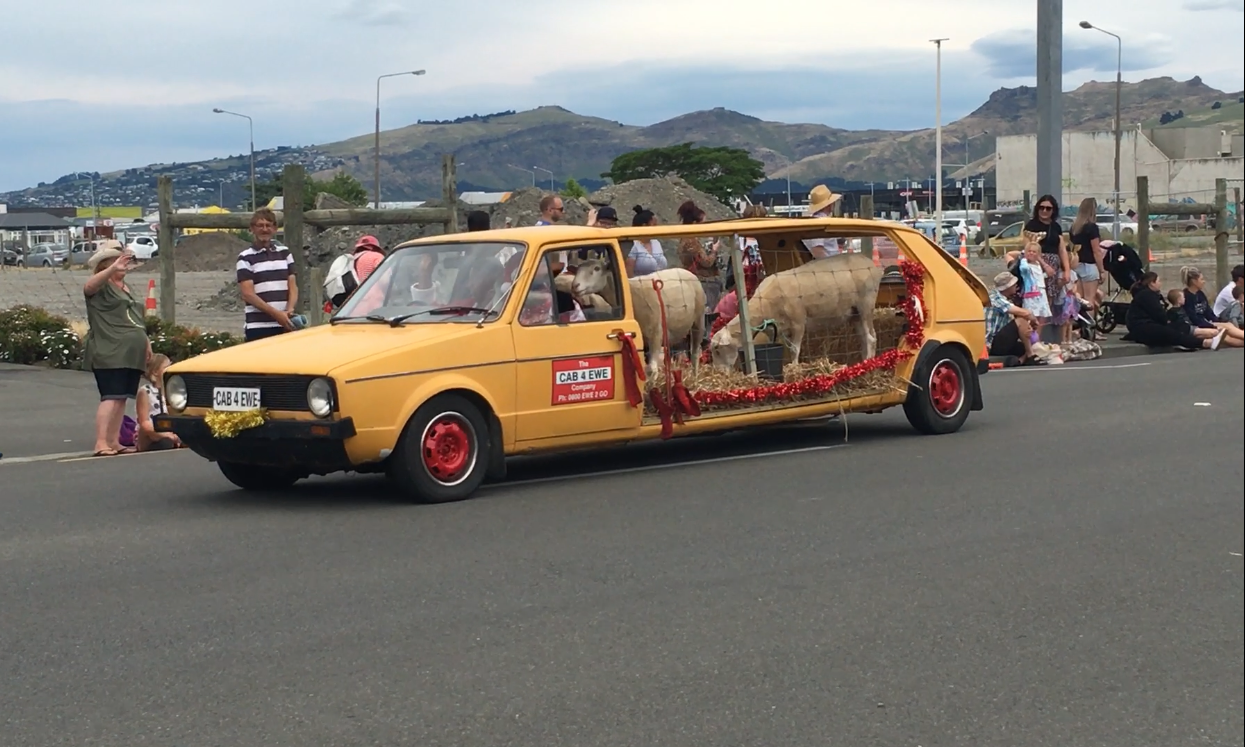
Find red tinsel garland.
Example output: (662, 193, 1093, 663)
(692, 261, 927, 409)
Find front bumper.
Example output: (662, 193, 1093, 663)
(155, 415, 357, 472)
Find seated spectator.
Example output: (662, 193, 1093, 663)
(1181, 266, 1244, 347)
(714, 272, 740, 324)
(985, 272, 1037, 363)
(1125, 272, 1223, 351)
(1223, 284, 1244, 329)
(136, 354, 181, 452)
(1212, 263, 1243, 321)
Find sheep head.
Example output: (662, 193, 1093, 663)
(570, 259, 610, 299)
(710, 321, 742, 370)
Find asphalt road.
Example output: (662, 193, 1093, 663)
(1, 353, 1242, 746)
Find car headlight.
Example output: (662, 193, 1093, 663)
(307, 377, 334, 418)
(166, 375, 187, 412)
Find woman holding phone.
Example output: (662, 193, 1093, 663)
(83, 244, 152, 457)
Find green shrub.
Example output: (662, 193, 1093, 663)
(0, 305, 242, 370)
(0, 305, 81, 367)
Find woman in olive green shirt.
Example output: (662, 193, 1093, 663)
(83, 247, 152, 456)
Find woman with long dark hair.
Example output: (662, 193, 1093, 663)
(1125, 271, 1221, 350)
(1024, 194, 1073, 338)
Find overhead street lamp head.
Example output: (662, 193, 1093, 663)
(412, 69, 426, 76)
(212, 108, 224, 113)
(1079, 20, 1093, 28)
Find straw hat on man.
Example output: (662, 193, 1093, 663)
(803, 185, 844, 258)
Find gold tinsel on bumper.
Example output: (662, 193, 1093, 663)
(203, 409, 268, 438)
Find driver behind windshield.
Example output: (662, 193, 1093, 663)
(409, 251, 507, 310)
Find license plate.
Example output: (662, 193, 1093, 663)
(212, 387, 261, 411)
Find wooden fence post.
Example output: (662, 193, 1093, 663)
(860, 195, 874, 258)
(282, 164, 308, 315)
(1214, 178, 1229, 291)
(442, 155, 458, 234)
(729, 234, 755, 377)
(1136, 176, 1150, 270)
(156, 175, 176, 324)
(308, 266, 327, 326)
(1235, 187, 1242, 244)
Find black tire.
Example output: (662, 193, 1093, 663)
(388, 393, 490, 504)
(903, 345, 974, 435)
(41, 260, 52, 267)
(1096, 306, 1118, 334)
(217, 461, 300, 491)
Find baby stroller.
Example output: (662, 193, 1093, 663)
(1095, 241, 1144, 334)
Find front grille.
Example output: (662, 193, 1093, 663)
(182, 374, 316, 412)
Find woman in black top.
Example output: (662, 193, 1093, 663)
(1125, 272, 1218, 350)
(1023, 194, 1072, 334)
(1068, 197, 1105, 311)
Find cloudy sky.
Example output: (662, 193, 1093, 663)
(1, 0, 1242, 192)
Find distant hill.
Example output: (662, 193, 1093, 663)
(1141, 93, 1244, 133)
(0, 76, 1233, 207)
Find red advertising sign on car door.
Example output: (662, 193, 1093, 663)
(551, 356, 615, 406)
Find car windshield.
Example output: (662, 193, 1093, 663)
(334, 241, 527, 325)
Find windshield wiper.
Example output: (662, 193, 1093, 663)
(426, 306, 494, 317)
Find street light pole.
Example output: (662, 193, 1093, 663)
(374, 69, 426, 208)
(1080, 21, 1123, 240)
(931, 38, 948, 232)
(212, 108, 256, 210)
(508, 164, 536, 187)
(533, 166, 554, 192)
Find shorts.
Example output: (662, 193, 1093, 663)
(988, 320, 1026, 359)
(1074, 263, 1100, 282)
(244, 326, 287, 342)
(93, 368, 142, 401)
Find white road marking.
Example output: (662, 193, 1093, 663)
(997, 362, 1152, 373)
(58, 450, 188, 464)
(0, 451, 94, 465)
(488, 444, 849, 489)
(1231, 552, 1242, 557)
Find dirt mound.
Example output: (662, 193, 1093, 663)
(587, 177, 735, 225)
(135, 232, 249, 273)
(200, 280, 244, 312)
(487, 187, 591, 228)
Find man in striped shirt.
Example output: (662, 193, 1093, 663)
(236, 208, 298, 342)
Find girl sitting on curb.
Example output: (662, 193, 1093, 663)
(136, 353, 182, 452)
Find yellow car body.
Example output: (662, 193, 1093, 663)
(157, 217, 989, 502)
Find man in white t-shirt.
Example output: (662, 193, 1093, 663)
(802, 184, 842, 258)
(1212, 264, 1243, 320)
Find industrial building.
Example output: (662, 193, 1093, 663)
(995, 125, 1243, 209)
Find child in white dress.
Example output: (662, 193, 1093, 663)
(1018, 234, 1053, 335)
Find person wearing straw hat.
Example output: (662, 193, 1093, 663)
(82, 244, 152, 456)
(802, 184, 843, 259)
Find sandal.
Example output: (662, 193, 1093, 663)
(93, 449, 119, 457)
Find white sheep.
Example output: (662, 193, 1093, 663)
(571, 260, 706, 380)
(710, 253, 882, 370)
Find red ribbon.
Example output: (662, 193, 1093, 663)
(617, 332, 646, 408)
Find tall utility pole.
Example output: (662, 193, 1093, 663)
(1036, 0, 1064, 201)
(213, 108, 256, 210)
(1080, 21, 1123, 240)
(374, 69, 426, 208)
(931, 38, 948, 231)
(533, 166, 554, 192)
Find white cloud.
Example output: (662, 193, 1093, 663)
(1, 0, 1241, 191)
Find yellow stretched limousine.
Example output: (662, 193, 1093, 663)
(156, 216, 989, 503)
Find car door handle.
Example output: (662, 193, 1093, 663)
(606, 331, 635, 340)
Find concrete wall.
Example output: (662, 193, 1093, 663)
(996, 129, 1244, 208)
(1147, 127, 1225, 160)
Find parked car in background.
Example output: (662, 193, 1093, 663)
(126, 235, 159, 259)
(982, 210, 1028, 238)
(2, 247, 22, 266)
(70, 239, 124, 267)
(1095, 213, 1138, 240)
(1149, 215, 1205, 232)
(24, 244, 70, 267)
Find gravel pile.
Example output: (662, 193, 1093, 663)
(134, 233, 250, 273)
(585, 177, 736, 225)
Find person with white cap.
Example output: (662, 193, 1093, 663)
(82, 244, 152, 456)
(802, 184, 843, 259)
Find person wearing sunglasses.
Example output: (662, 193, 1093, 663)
(1023, 194, 1073, 338)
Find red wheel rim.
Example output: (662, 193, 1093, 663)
(420, 413, 476, 486)
(928, 360, 963, 417)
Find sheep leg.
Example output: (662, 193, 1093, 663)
(648, 344, 665, 381)
(786, 320, 805, 364)
(857, 311, 878, 360)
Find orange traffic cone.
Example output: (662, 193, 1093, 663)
(145, 279, 157, 316)
(959, 235, 969, 267)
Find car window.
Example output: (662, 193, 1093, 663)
(1000, 222, 1021, 238)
